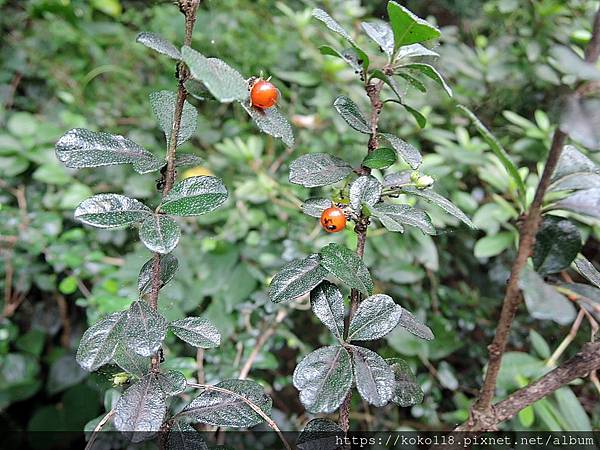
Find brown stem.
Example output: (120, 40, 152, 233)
(464, 5, 600, 430)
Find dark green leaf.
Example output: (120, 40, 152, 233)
(371, 203, 435, 235)
(348, 294, 402, 341)
(350, 345, 394, 407)
(76, 311, 126, 371)
(386, 358, 423, 407)
(301, 198, 332, 218)
(403, 104, 427, 128)
(167, 422, 208, 450)
(139, 214, 181, 254)
(400, 63, 452, 97)
(555, 188, 600, 219)
(293, 345, 353, 413)
(74, 194, 150, 228)
(289, 153, 352, 188)
(310, 281, 345, 340)
(397, 72, 427, 93)
(241, 101, 294, 147)
(397, 309, 434, 340)
(136, 32, 181, 60)
(157, 370, 187, 396)
(402, 186, 475, 228)
(125, 301, 168, 357)
(182, 379, 272, 427)
(362, 148, 397, 169)
(169, 317, 221, 348)
(333, 96, 371, 134)
(138, 254, 179, 296)
(55, 128, 163, 174)
(112, 343, 151, 377)
(149, 91, 198, 148)
(560, 97, 600, 150)
(319, 243, 373, 295)
(297, 418, 344, 450)
(174, 153, 205, 168)
(379, 133, 421, 169)
(114, 374, 166, 442)
(549, 145, 600, 192)
(269, 254, 328, 303)
(181, 46, 248, 103)
(47, 355, 87, 395)
(533, 217, 581, 275)
(349, 176, 382, 210)
(370, 69, 405, 101)
(574, 256, 600, 288)
(387, 1, 440, 49)
(160, 176, 228, 216)
(361, 21, 394, 56)
(319, 46, 367, 74)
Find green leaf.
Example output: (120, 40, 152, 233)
(112, 343, 150, 377)
(379, 133, 422, 169)
(269, 254, 328, 303)
(157, 370, 187, 397)
(301, 198, 332, 218)
(181, 46, 248, 103)
(554, 387, 592, 431)
(397, 72, 427, 93)
(136, 32, 181, 60)
(533, 217, 581, 275)
(182, 379, 272, 427)
(371, 203, 435, 235)
(555, 188, 600, 219)
(124, 301, 168, 357)
(174, 153, 205, 168)
(386, 358, 423, 407)
(574, 255, 600, 288)
(350, 345, 394, 407)
(387, 1, 440, 49)
(519, 405, 535, 428)
(370, 69, 405, 101)
(289, 153, 353, 188)
(349, 176, 382, 210)
(319, 46, 367, 74)
(458, 105, 526, 208)
(362, 148, 397, 169)
(47, 355, 87, 395)
(55, 128, 163, 174)
(333, 96, 371, 134)
(400, 63, 452, 97)
(396, 43, 439, 59)
(402, 186, 475, 228)
(241, 101, 294, 147)
(560, 97, 600, 151)
(114, 374, 166, 442)
(149, 91, 198, 148)
(361, 21, 394, 56)
(139, 214, 181, 255)
(474, 232, 514, 258)
(549, 45, 600, 80)
(138, 254, 179, 296)
(160, 176, 228, 216)
(167, 422, 208, 450)
(297, 418, 344, 449)
(293, 345, 353, 413)
(169, 317, 221, 349)
(319, 243, 373, 295)
(403, 104, 427, 128)
(76, 312, 127, 371)
(397, 310, 434, 340)
(310, 281, 345, 340)
(519, 266, 576, 325)
(74, 194, 151, 228)
(549, 145, 600, 192)
(348, 294, 402, 341)
(529, 329, 551, 360)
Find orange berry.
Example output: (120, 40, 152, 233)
(250, 79, 279, 109)
(320, 207, 347, 233)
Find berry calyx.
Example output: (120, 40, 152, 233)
(320, 206, 347, 233)
(250, 79, 279, 109)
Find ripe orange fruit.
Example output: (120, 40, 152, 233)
(320, 207, 346, 233)
(250, 79, 279, 109)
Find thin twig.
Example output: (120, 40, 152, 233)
(84, 409, 115, 450)
(546, 309, 585, 368)
(196, 348, 205, 384)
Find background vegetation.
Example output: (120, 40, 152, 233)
(1, 0, 599, 443)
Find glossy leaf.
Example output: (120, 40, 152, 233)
(560, 97, 600, 150)
(114, 374, 166, 442)
(167, 422, 209, 450)
(297, 418, 344, 450)
(157, 370, 187, 396)
(181, 46, 248, 103)
(402, 186, 475, 228)
(386, 358, 423, 407)
(182, 379, 272, 427)
(289, 153, 352, 188)
(76, 311, 126, 371)
(400, 63, 452, 97)
(574, 256, 600, 288)
(55, 128, 163, 174)
(350, 345, 394, 407)
(139, 214, 181, 254)
(149, 90, 198, 148)
(533, 217, 581, 275)
(74, 194, 150, 228)
(387, 1, 440, 49)
(113, 343, 151, 377)
(361, 21, 394, 56)
(555, 188, 600, 219)
(269, 254, 328, 303)
(160, 176, 228, 216)
(125, 301, 168, 357)
(371, 203, 435, 235)
(136, 32, 181, 60)
(348, 294, 402, 341)
(396, 43, 439, 59)
(349, 176, 382, 210)
(293, 345, 353, 413)
(549, 145, 600, 191)
(379, 133, 421, 169)
(362, 148, 397, 169)
(397, 309, 434, 340)
(169, 317, 221, 349)
(310, 281, 344, 340)
(241, 101, 294, 148)
(403, 104, 427, 128)
(319, 243, 373, 295)
(138, 254, 179, 296)
(301, 198, 332, 218)
(333, 96, 371, 134)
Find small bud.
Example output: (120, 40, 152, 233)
(416, 175, 434, 189)
(410, 170, 420, 182)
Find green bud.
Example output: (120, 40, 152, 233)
(410, 170, 420, 182)
(112, 372, 130, 386)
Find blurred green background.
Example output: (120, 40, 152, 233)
(1, 0, 600, 442)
